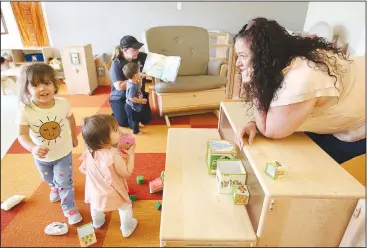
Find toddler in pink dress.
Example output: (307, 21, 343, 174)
(79, 114, 137, 237)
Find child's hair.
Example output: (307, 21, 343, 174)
(122, 62, 140, 80)
(18, 63, 59, 105)
(0, 56, 5, 64)
(111, 45, 122, 61)
(81, 114, 120, 151)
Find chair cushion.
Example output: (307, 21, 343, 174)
(143, 26, 210, 76)
(154, 75, 226, 93)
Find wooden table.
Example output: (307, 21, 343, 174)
(218, 102, 365, 247)
(161, 128, 257, 247)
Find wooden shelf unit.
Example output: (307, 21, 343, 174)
(2, 47, 54, 67)
(209, 31, 232, 63)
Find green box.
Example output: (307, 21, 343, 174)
(155, 201, 162, 211)
(129, 194, 137, 202)
(136, 176, 145, 184)
(206, 139, 236, 174)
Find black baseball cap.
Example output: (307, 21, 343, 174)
(120, 35, 144, 49)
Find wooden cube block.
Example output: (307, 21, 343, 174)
(136, 176, 145, 184)
(129, 195, 137, 202)
(216, 159, 246, 194)
(265, 161, 285, 180)
(156, 201, 162, 211)
(232, 185, 249, 205)
(206, 139, 236, 174)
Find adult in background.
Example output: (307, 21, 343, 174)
(109, 35, 151, 127)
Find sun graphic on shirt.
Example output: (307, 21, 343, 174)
(34, 116, 64, 145)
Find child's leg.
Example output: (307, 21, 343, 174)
(35, 159, 60, 202)
(90, 205, 105, 229)
(118, 202, 138, 237)
(124, 104, 140, 134)
(53, 152, 82, 224)
(131, 119, 140, 134)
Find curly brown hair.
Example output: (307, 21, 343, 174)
(234, 17, 351, 113)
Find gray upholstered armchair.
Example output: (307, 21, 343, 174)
(143, 26, 227, 126)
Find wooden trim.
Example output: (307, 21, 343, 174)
(10, 2, 50, 47)
(1, 9, 8, 34)
(209, 44, 232, 48)
(162, 240, 256, 247)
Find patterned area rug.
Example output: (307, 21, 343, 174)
(1, 84, 218, 247)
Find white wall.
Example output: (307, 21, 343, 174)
(1, 2, 23, 49)
(304, 2, 365, 56)
(43, 2, 308, 56)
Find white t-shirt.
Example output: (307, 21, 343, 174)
(17, 97, 73, 162)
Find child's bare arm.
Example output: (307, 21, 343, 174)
(113, 146, 135, 177)
(18, 125, 49, 158)
(67, 113, 78, 147)
(18, 125, 36, 152)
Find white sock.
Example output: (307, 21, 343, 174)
(91, 208, 105, 229)
(118, 202, 133, 230)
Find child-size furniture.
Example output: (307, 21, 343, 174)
(60, 44, 98, 95)
(159, 102, 365, 247)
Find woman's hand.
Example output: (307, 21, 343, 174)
(139, 72, 147, 78)
(235, 121, 257, 149)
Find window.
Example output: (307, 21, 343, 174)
(1, 10, 8, 35)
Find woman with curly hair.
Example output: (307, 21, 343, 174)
(235, 17, 365, 164)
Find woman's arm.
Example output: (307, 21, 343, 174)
(110, 59, 127, 91)
(113, 81, 128, 91)
(255, 98, 317, 139)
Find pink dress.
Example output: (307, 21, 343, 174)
(79, 148, 132, 212)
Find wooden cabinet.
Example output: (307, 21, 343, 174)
(60, 44, 98, 95)
(218, 102, 365, 247)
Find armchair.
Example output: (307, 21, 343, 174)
(143, 26, 227, 126)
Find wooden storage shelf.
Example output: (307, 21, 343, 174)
(2, 47, 54, 67)
(209, 31, 231, 64)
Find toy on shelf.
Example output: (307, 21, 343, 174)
(77, 222, 97, 247)
(216, 159, 247, 194)
(233, 185, 250, 205)
(136, 176, 145, 184)
(206, 139, 236, 174)
(129, 195, 137, 202)
(265, 160, 285, 180)
(118, 132, 135, 152)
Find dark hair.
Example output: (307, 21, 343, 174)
(234, 17, 351, 113)
(81, 114, 119, 151)
(122, 62, 140, 80)
(18, 63, 59, 105)
(0, 57, 5, 64)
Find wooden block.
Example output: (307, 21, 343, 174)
(156, 201, 162, 211)
(129, 195, 137, 202)
(136, 176, 145, 184)
(264, 161, 285, 180)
